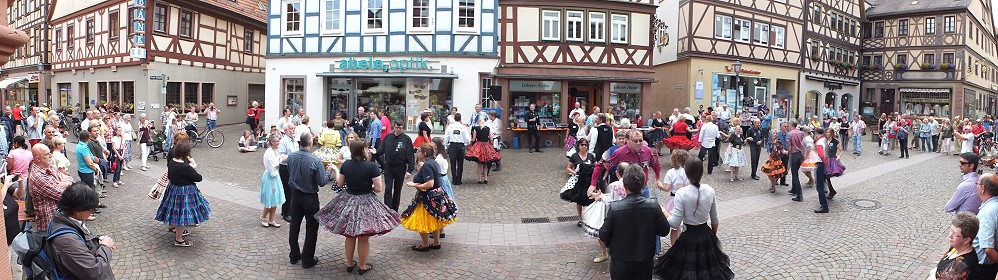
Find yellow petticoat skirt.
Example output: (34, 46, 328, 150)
(401, 203, 457, 234)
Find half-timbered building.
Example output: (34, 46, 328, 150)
(861, 0, 998, 119)
(49, 0, 266, 125)
(1, 0, 52, 108)
(654, 0, 804, 118)
(800, 0, 864, 119)
(495, 0, 655, 138)
(265, 0, 499, 133)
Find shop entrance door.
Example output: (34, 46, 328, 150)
(880, 89, 895, 115)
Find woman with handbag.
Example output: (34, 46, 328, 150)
(258, 134, 286, 228)
(400, 143, 458, 252)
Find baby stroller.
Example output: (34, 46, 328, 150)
(149, 129, 168, 161)
(978, 133, 997, 170)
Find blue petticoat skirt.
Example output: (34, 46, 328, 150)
(155, 183, 211, 226)
(259, 172, 286, 208)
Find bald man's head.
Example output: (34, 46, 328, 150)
(31, 143, 51, 166)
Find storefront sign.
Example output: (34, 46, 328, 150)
(337, 57, 432, 72)
(509, 80, 561, 92)
(725, 66, 761, 75)
(29, 74, 39, 82)
(824, 82, 842, 90)
(899, 71, 950, 80)
(610, 83, 641, 94)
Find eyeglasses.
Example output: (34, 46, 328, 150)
(960, 161, 972, 165)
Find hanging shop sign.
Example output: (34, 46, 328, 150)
(610, 83, 641, 94)
(725, 66, 761, 75)
(336, 57, 433, 72)
(509, 80, 561, 92)
(129, 0, 147, 59)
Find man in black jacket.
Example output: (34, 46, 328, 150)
(599, 164, 670, 280)
(374, 121, 415, 211)
(525, 103, 542, 153)
(746, 119, 766, 180)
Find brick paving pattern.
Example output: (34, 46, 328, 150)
(51, 124, 958, 278)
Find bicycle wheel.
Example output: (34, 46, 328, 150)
(206, 129, 224, 148)
(190, 131, 201, 148)
(72, 124, 80, 138)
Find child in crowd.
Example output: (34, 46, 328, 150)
(659, 150, 690, 245)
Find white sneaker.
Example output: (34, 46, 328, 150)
(593, 253, 610, 263)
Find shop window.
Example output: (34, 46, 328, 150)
(733, 18, 751, 43)
(80, 82, 90, 110)
(900, 92, 949, 116)
(589, 12, 605, 42)
(714, 15, 732, 39)
(58, 83, 71, 109)
(202, 83, 214, 108)
(283, 78, 305, 115)
(184, 83, 199, 110)
(109, 82, 120, 109)
(166, 82, 181, 108)
(356, 78, 407, 124)
(566, 11, 584, 42)
(610, 83, 642, 120)
(925, 17, 935, 34)
(542, 10, 561, 41)
(97, 82, 107, 107)
(898, 19, 908, 36)
(510, 93, 560, 128)
(122, 82, 134, 113)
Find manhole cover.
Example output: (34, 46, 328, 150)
(521, 217, 550, 224)
(555, 216, 578, 222)
(851, 199, 882, 210)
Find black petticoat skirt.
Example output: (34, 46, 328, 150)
(654, 223, 735, 280)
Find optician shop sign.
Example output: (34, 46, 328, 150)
(336, 57, 433, 72)
(509, 80, 561, 92)
(610, 83, 641, 94)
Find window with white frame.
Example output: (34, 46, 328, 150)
(566, 11, 584, 42)
(753, 22, 769, 45)
(714, 15, 732, 39)
(321, 0, 344, 34)
(944, 16, 955, 33)
(456, 0, 477, 32)
(363, 0, 385, 33)
(610, 14, 628, 43)
(589, 12, 605, 42)
(409, 0, 432, 31)
(733, 18, 750, 43)
(282, 0, 302, 36)
(772, 25, 785, 48)
(926, 17, 936, 34)
(542, 10, 560, 41)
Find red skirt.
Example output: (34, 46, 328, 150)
(663, 134, 697, 150)
(465, 141, 501, 163)
(413, 135, 431, 148)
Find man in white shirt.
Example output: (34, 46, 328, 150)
(25, 107, 45, 146)
(444, 113, 471, 185)
(80, 110, 94, 133)
(697, 114, 720, 174)
(930, 117, 941, 153)
(569, 102, 586, 122)
(292, 109, 305, 126)
(485, 111, 502, 172)
(468, 103, 487, 126)
(667, 108, 681, 123)
(717, 105, 731, 131)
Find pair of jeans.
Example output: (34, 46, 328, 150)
(206, 119, 217, 130)
(78, 171, 95, 191)
(899, 138, 909, 158)
(852, 135, 862, 154)
(109, 154, 122, 183)
(790, 152, 803, 197)
(97, 158, 109, 182)
(920, 137, 930, 152)
(383, 167, 406, 211)
(840, 133, 849, 151)
(639, 186, 661, 255)
(288, 189, 319, 265)
(932, 135, 940, 152)
(815, 162, 828, 209)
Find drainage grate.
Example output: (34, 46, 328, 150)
(555, 216, 578, 222)
(850, 199, 883, 210)
(521, 217, 551, 223)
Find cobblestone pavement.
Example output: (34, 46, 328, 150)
(57, 124, 960, 278)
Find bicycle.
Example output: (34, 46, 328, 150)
(185, 122, 225, 148)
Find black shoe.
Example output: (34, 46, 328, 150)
(529, 150, 533, 153)
(282, 215, 292, 222)
(358, 264, 374, 275)
(453, 182, 462, 185)
(535, 149, 543, 153)
(96, 204, 107, 208)
(290, 257, 300, 265)
(827, 190, 837, 200)
(814, 207, 829, 213)
(302, 258, 319, 269)
(492, 168, 501, 172)
(899, 156, 904, 158)
(791, 196, 803, 202)
(752, 176, 760, 180)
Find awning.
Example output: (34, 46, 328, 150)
(900, 88, 951, 94)
(316, 72, 458, 79)
(0, 76, 30, 89)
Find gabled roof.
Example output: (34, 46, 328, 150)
(866, 0, 971, 18)
(201, 0, 268, 23)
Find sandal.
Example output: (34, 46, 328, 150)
(577, 221, 583, 227)
(174, 239, 193, 247)
(410, 245, 431, 252)
(346, 264, 356, 273)
(358, 264, 374, 275)
(170, 229, 191, 236)
(769, 186, 776, 193)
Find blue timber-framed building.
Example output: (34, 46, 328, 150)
(265, 0, 499, 132)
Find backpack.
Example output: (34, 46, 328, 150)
(19, 225, 85, 280)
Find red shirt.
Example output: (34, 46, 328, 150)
(672, 121, 688, 134)
(974, 124, 986, 135)
(246, 108, 256, 118)
(255, 107, 264, 120)
(12, 106, 22, 121)
(379, 116, 391, 140)
(29, 163, 73, 231)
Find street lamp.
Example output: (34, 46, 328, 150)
(732, 60, 742, 112)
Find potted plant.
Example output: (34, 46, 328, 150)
(810, 55, 821, 61)
(894, 63, 908, 70)
(921, 63, 936, 70)
(941, 63, 955, 70)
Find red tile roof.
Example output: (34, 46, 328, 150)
(201, 0, 268, 23)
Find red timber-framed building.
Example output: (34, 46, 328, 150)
(494, 0, 657, 145)
(49, 0, 267, 125)
(1, 0, 53, 108)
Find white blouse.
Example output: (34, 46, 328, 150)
(667, 183, 719, 229)
(53, 151, 71, 170)
(435, 154, 449, 176)
(263, 148, 280, 177)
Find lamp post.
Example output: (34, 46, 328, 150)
(732, 60, 742, 112)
